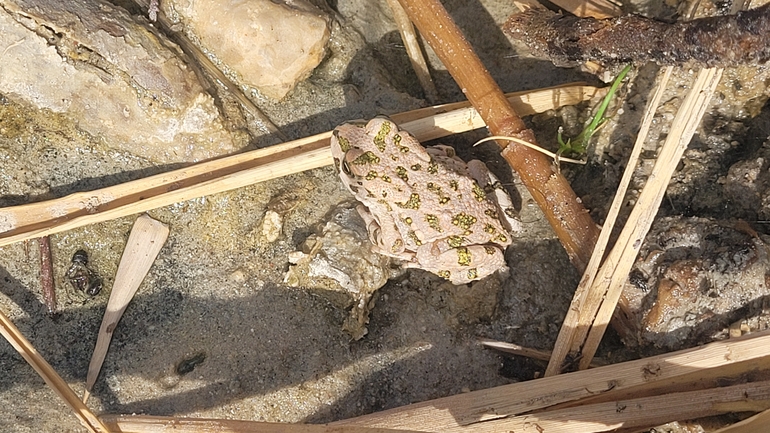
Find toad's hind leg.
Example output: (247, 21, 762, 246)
(412, 243, 508, 285)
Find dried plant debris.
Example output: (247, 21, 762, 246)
(504, 4, 770, 67)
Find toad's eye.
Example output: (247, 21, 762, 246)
(341, 159, 352, 175)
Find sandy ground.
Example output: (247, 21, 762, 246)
(0, 0, 768, 432)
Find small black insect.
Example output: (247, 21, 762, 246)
(65, 249, 103, 296)
(176, 352, 207, 376)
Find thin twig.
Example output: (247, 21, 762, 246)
(38, 236, 57, 316)
(474, 136, 586, 165)
(385, 0, 439, 103)
(478, 338, 605, 367)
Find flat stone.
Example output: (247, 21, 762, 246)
(0, 0, 239, 163)
(165, 0, 330, 100)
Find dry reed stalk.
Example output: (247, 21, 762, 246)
(458, 380, 770, 433)
(98, 377, 770, 433)
(397, 0, 600, 271)
(385, 0, 438, 103)
(91, 333, 770, 432)
(84, 215, 170, 400)
(330, 330, 770, 431)
(576, 67, 723, 370)
(0, 84, 598, 247)
(99, 415, 427, 433)
(478, 338, 605, 367)
(478, 338, 554, 362)
(544, 66, 673, 376)
(0, 309, 109, 432)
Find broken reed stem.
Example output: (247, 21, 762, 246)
(330, 330, 770, 431)
(38, 235, 57, 316)
(385, 0, 438, 103)
(544, 66, 673, 376)
(0, 84, 598, 247)
(397, 0, 599, 271)
(577, 67, 723, 370)
(85, 215, 170, 397)
(100, 415, 427, 433)
(466, 380, 770, 433)
(99, 379, 770, 433)
(0, 308, 109, 433)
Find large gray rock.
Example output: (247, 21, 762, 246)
(0, 0, 239, 163)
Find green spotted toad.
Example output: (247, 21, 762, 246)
(330, 117, 520, 284)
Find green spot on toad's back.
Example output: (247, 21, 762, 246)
(352, 151, 380, 165)
(377, 200, 393, 212)
(438, 270, 451, 280)
(391, 238, 404, 254)
(447, 235, 466, 248)
(374, 121, 391, 152)
(410, 164, 422, 171)
(396, 166, 408, 182)
(484, 246, 497, 255)
(452, 213, 477, 230)
(467, 268, 478, 280)
(472, 183, 487, 202)
(365, 171, 378, 180)
(484, 224, 497, 234)
(425, 214, 442, 232)
(396, 193, 421, 209)
(449, 180, 459, 191)
(427, 161, 439, 174)
(334, 131, 351, 152)
(407, 231, 422, 246)
(457, 247, 472, 266)
(381, 175, 392, 183)
(427, 182, 442, 195)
